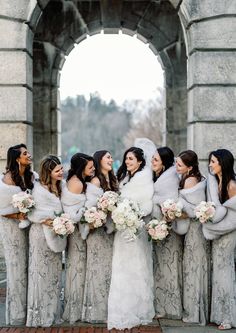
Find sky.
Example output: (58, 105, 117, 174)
(59, 32, 164, 105)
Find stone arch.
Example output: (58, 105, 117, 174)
(31, 0, 187, 170)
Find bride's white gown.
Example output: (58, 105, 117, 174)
(108, 167, 155, 330)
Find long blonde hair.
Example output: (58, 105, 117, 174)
(39, 155, 62, 197)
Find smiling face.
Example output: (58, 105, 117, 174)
(209, 154, 222, 176)
(125, 152, 141, 175)
(152, 152, 163, 175)
(51, 164, 64, 182)
(100, 152, 113, 173)
(17, 147, 32, 166)
(84, 160, 95, 177)
(175, 157, 192, 176)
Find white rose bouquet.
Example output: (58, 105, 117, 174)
(97, 191, 119, 212)
(111, 198, 144, 241)
(161, 199, 183, 221)
(146, 219, 169, 241)
(194, 201, 216, 224)
(52, 213, 75, 237)
(12, 190, 35, 229)
(83, 207, 107, 229)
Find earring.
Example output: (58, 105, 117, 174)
(162, 166, 165, 172)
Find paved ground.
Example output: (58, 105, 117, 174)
(0, 287, 236, 332)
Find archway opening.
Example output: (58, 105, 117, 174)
(59, 32, 165, 166)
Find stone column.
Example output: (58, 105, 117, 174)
(180, 0, 236, 170)
(0, 1, 38, 172)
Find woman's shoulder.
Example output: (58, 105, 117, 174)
(184, 176, 199, 189)
(228, 179, 236, 199)
(67, 176, 83, 194)
(90, 176, 101, 188)
(2, 172, 15, 186)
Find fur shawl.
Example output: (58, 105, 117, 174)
(0, 172, 38, 216)
(119, 167, 154, 216)
(85, 182, 104, 209)
(28, 181, 66, 252)
(202, 173, 236, 240)
(152, 166, 179, 219)
(173, 179, 206, 235)
(61, 183, 86, 223)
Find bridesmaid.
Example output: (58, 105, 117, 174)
(151, 147, 183, 319)
(62, 153, 95, 324)
(26, 155, 66, 327)
(82, 150, 118, 323)
(202, 149, 236, 330)
(175, 150, 209, 325)
(0, 144, 34, 325)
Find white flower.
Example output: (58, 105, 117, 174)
(161, 199, 183, 221)
(194, 201, 216, 223)
(12, 191, 35, 213)
(83, 207, 107, 229)
(52, 213, 75, 236)
(97, 191, 119, 212)
(147, 219, 169, 241)
(112, 197, 144, 241)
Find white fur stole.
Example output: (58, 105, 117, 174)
(28, 181, 66, 252)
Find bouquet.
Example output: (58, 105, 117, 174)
(146, 219, 169, 241)
(161, 199, 183, 221)
(194, 201, 216, 223)
(83, 207, 107, 229)
(111, 198, 144, 241)
(12, 190, 35, 229)
(97, 191, 119, 212)
(52, 213, 75, 237)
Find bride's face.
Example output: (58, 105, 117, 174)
(152, 152, 163, 175)
(125, 152, 141, 175)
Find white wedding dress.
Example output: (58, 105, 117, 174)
(108, 167, 155, 330)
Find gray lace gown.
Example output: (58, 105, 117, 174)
(0, 176, 28, 325)
(82, 183, 114, 323)
(26, 182, 66, 327)
(177, 180, 209, 325)
(211, 231, 236, 327)
(152, 166, 183, 319)
(61, 184, 87, 324)
(202, 174, 236, 327)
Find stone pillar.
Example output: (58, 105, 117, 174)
(0, 0, 38, 268)
(180, 0, 236, 170)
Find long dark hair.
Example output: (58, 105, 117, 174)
(5, 143, 34, 191)
(39, 155, 62, 197)
(67, 153, 94, 193)
(93, 150, 118, 192)
(178, 150, 202, 190)
(209, 149, 235, 203)
(117, 147, 146, 182)
(153, 146, 174, 182)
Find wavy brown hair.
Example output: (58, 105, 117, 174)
(178, 150, 202, 190)
(39, 155, 62, 197)
(5, 143, 34, 191)
(93, 150, 118, 192)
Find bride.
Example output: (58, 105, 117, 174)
(107, 146, 155, 330)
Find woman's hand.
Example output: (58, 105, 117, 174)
(42, 219, 53, 227)
(178, 212, 189, 219)
(3, 212, 26, 220)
